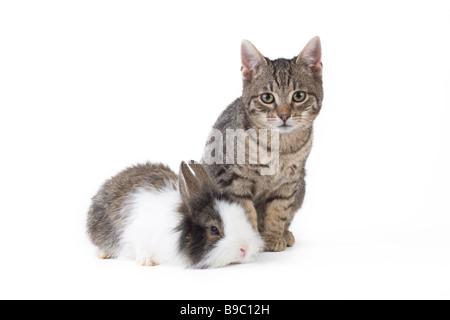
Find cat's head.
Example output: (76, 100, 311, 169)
(241, 37, 323, 133)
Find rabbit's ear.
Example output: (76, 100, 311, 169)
(179, 161, 201, 203)
(187, 161, 217, 192)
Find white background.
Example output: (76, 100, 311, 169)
(1, 0, 449, 300)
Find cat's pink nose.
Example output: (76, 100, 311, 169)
(240, 248, 247, 257)
(279, 114, 291, 122)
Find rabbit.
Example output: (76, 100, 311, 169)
(87, 161, 264, 268)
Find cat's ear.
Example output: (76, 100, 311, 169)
(296, 36, 322, 77)
(241, 40, 267, 82)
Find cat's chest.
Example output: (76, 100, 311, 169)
(253, 171, 286, 196)
(251, 152, 306, 197)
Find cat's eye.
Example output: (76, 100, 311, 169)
(261, 93, 275, 104)
(210, 226, 220, 236)
(292, 91, 307, 103)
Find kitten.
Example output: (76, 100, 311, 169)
(202, 37, 323, 251)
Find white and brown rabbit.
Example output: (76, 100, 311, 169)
(87, 161, 264, 268)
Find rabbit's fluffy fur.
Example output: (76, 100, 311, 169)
(87, 162, 264, 268)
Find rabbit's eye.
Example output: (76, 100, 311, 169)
(210, 226, 220, 236)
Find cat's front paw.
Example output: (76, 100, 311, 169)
(263, 234, 287, 252)
(284, 230, 295, 247)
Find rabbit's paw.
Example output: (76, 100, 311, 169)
(96, 250, 112, 259)
(137, 256, 158, 267)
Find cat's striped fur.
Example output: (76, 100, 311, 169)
(202, 37, 323, 251)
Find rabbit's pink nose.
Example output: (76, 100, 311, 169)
(240, 248, 247, 257)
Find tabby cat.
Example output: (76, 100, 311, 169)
(202, 37, 323, 252)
